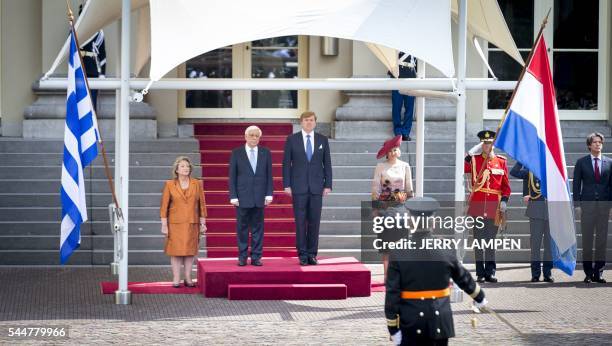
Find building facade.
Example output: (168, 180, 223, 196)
(0, 0, 610, 138)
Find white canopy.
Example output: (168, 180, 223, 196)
(148, 0, 454, 80)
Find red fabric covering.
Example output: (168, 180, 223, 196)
(197, 257, 371, 298)
(228, 284, 347, 300)
(194, 123, 293, 136)
(196, 123, 294, 258)
(371, 281, 386, 292)
(100, 281, 200, 294)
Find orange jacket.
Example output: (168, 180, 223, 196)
(160, 178, 207, 223)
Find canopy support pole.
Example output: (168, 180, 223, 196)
(414, 60, 426, 197)
(455, 0, 468, 205)
(115, 0, 131, 306)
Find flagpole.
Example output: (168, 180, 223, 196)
(495, 8, 552, 134)
(65, 1, 122, 218)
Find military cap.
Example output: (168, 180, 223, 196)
(405, 197, 440, 217)
(477, 130, 496, 143)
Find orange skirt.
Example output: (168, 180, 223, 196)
(165, 223, 199, 257)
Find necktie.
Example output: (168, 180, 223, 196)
(594, 158, 600, 183)
(306, 134, 313, 162)
(249, 148, 257, 173)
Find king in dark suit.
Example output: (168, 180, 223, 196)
(229, 126, 273, 266)
(282, 111, 333, 265)
(572, 132, 610, 283)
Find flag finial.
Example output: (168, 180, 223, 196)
(66, 0, 74, 23)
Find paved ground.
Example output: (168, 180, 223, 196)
(0, 264, 610, 345)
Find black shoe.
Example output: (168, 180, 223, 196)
(593, 277, 606, 284)
(401, 135, 411, 141)
(308, 257, 318, 265)
(251, 259, 262, 266)
(476, 276, 485, 283)
(583, 276, 592, 283)
(531, 277, 540, 282)
(299, 259, 308, 266)
(485, 276, 498, 283)
(543, 277, 554, 283)
(172, 283, 181, 288)
(183, 280, 196, 288)
(238, 258, 247, 266)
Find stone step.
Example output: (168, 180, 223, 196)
(0, 166, 202, 180)
(0, 139, 200, 153)
(0, 153, 202, 166)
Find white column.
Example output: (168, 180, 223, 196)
(454, 0, 468, 203)
(414, 61, 426, 197)
(115, 0, 131, 305)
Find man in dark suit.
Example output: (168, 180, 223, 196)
(510, 162, 554, 283)
(572, 132, 610, 283)
(229, 125, 273, 266)
(282, 111, 333, 265)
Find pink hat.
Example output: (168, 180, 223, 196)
(376, 135, 402, 159)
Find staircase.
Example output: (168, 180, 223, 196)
(0, 138, 201, 265)
(1, 120, 611, 265)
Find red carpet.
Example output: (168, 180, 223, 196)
(371, 281, 386, 292)
(197, 256, 371, 299)
(196, 123, 296, 258)
(100, 281, 200, 294)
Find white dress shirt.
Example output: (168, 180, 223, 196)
(301, 129, 315, 154)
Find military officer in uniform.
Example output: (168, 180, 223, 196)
(464, 130, 511, 283)
(385, 197, 487, 346)
(510, 162, 554, 282)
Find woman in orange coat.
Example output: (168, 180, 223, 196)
(160, 156, 207, 288)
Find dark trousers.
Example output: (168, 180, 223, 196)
(236, 207, 264, 261)
(292, 193, 322, 260)
(474, 219, 497, 278)
(529, 218, 553, 278)
(581, 202, 609, 278)
(391, 90, 415, 137)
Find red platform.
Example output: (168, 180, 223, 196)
(228, 284, 347, 300)
(197, 257, 371, 299)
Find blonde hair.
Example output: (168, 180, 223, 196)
(299, 111, 317, 122)
(171, 156, 193, 179)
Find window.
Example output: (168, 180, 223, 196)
(180, 36, 307, 118)
(485, 0, 608, 119)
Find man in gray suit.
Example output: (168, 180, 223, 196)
(229, 126, 273, 266)
(510, 162, 553, 282)
(572, 132, 610, 283)
(282, 111, 333, 265)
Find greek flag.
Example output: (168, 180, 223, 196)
(60, 28, 100, 264)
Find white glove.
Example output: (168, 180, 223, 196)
(499, 201, 507, 212)
(468, 142, 483, 156)
(390, 331, 402, 345)
(474, 297, 488, 309)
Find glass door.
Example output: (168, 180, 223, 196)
(180, 35, 307, 119)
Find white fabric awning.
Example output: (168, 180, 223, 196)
(148, 0, 454, 80)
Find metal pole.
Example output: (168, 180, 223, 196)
(451, 0, 468, 304)
(111, 13, 123, 276)
(414, 60, 426, 197)
(37, 77, 517, 91)
(115, 0, 131, 305)
(455, 0, 468, 204)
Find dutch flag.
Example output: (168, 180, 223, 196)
(60, 28, 99, 264)
(494, 35, 577, 275)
